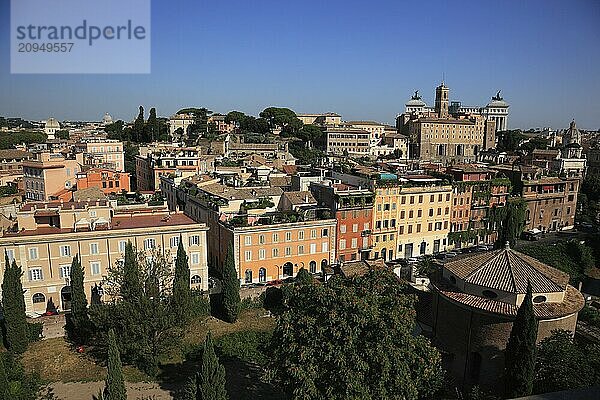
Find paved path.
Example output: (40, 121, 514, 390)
(49, 381, 172, 400)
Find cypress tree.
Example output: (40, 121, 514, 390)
(175, 376, 197, 400)
(69, 254, 89, 342)
(197, 332, 227, 400)
(146, 107, 159, 142)
(1, 254, 28, 354)
(133, 106, 145, 143)
(104, 329, 126, 400)
(173, 234, 192, 323)
(0, 355, 9, 400)
(121, 241, 142, 302)
(221, 245, 240, 323)
(505, 282, 538, 398)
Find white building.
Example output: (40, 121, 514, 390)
(44, 118, 60, 140)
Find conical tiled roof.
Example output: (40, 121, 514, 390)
(443, 246, 568, 294)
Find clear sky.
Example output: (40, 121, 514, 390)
(1, 0, 599, 130)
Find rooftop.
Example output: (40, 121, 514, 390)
(442, 247, 569, 294)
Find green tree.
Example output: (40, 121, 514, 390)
(296, 124, 323, 148)
(68, 254, 90, 343)
(268, 269, 443, 399)
(504, 282, 537, 398)
(133, 106, 145, 143)
(197, 332, 228, 400)
(120, 241, 142, 302)
(1, 255, 28, 354)
(294, 268, 313, 286)
(55, 129, 70, 140)
(145, 107, 159, 142)
(496, 198, 527, 248)
(497, 130, 525, 152)
(534, 330, 590, 394)
(221, 245, 240, 323)
(0, 355, 8, 400)
(175, 376, 197, 400)
(173, 235, 192, 323)
(259, 107, 303, 134)
(104, 329, 126, 400)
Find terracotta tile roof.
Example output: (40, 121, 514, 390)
(0, 149, 32, 160)
(269, 176, 292, 188)
(437, 284, 584, 319)
(443, 248, 569, 294)
(282, 191, 316, 205)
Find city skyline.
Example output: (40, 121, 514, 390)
(1, 0, 599, 129)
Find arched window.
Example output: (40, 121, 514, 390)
(381, 248, 387, 261)
(259, 268, 266, 282)
(321, 259, 327, 272)
(191, 275, 201, 284)
(283, 262, 293, 277)
(309, 261, 317, 274)
(245, 269, 253, 283)
(32, 293, 45, 304)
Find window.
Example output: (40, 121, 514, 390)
(32, 293, 45, 304)
(60, 245, 71, 257)
(245, 236, 252, 246)
(170, 236, 180, 248)
(340, 225, 347, 233)
(322, 242, 328, 252)
(409, 210, 414, 218)
(298, 231, 304, 240)
(119, 240, 127, 253)
(90, 243, 99, 255)
(272, 233, 279, 243)
(352, 224, 358, 233)
(144, 239, 156, 250)
(272, 248, 279, 258)
(259, 249, 266, 260)
(285, 232, 292, 241)
(245, 251, 252, 261)
(91, 262, 101, 275)
(59, 265, 71, 279)
(285, 247, 291, 256)
(298, 245, 305, 255)
(533, 295, 547, 303)
(418, 195, 423, 203)
(259, 268, 267, 282)
(429, 209, 434, 217)
(376, 221, 381, 229)
(384, 203, 390, 211)
(311, 229, 317, 239)
(191, 252, 200, 265)
(351, 238, 358, 248)
(28, 247, 39, 260)
(417, 210, 422, 218)
(5, 249, 14, 262)
(401, 196, 406, 204)
(245, 270, 253, 284)
(29, 268, 43, 281)
(310, 243, 317, 254)
(190, 275, 202, 284)
(189, 235, 200, 246)
(400, 211, 405, 219)
(322, 228, 329, 237)
(339, 240, 346, 250)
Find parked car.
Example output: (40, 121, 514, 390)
(521, 231, 541, 241)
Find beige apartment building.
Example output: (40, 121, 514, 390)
(75, 139, 125, 172)
(23, 152, 83, 201)
(347, 121, 386, 146)
(371, 177, 452, 260)
(326, 127, 370, 156)
(0, 200, 208, 314)
(297, 113, 342, 126)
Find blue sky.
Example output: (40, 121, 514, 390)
(1, 0, 599, 130)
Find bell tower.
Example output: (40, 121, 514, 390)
(435, 83, 449, 118)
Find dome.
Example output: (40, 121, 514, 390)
(102, 112, 113, 124)
(45, 117, 60, 129)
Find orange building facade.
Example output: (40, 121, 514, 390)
(76, 168, 131, 194)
